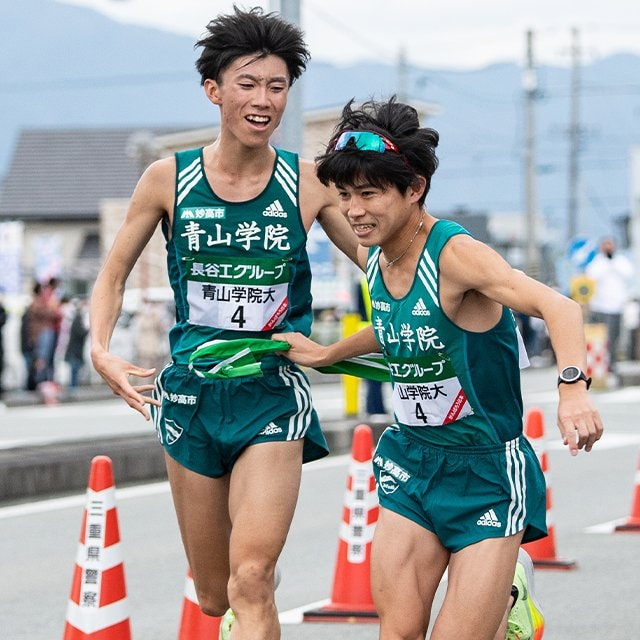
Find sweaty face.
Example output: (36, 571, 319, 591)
(337, 182, 414, 248)
(209, 54, 290, 148)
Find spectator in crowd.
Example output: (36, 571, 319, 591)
(586, 237, 634, 371)
(28, 279, 62, 387)
(64, 298, 90, 388)
(21, 283, 39, 391)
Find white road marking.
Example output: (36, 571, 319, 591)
(584, 518, 630, 534)
(4, 400, 132, 419)
(546, 432, 640, 451)
(525, 385, 640, 406)
(0, 481, 171, 519)
(278, 599, 331, 624)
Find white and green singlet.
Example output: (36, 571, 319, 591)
(367, 219, 526, 447)
(165, 147, 313, 368)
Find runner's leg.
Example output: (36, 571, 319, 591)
(165, 452, 232, 616)
(372, 507, 450, 640)
(227, 440, 304, 640)
(432, 533, 523, 640)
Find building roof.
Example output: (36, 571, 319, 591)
(0, 126, 194, 220)
(0, 102, 442, 221)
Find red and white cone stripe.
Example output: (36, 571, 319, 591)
(64, 456, 131, 640)
(303, 424, 379, 622)
(339, 459, 378, 564)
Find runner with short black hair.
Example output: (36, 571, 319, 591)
(276, 96, 603, 640)
(90, 8, 359, 640)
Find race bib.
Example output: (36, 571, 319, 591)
(185, 255, 290, 331)
(388, 354, 473, 427)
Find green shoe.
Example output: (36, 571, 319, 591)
(507, 548, 545, 640)
(219, 608, 235, 640)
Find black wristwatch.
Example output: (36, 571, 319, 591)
(557, 366, 592, 390)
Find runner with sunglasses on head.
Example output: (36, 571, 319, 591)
(89, 7, 360, 640)
(275, 96, 603, 640)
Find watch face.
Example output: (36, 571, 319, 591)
(561, 366, 580, 381)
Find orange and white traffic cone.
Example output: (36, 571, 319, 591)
(64, 456, 131, 639)
(303, 424, 379, 623)
(177, 568, 222, 639)
(521, 408, 577, 570)
(614, 449, 640, 532)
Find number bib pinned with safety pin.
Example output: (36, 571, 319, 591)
(388, 354, 474, 427)
(185, 255, 290, 332)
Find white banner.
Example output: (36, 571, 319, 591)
(0, 221, 23, 294)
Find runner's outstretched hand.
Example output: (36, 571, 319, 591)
(91, 349, 160, 420)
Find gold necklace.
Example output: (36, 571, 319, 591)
(382, 214, 425, 268)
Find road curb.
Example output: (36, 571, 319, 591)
(0, 418, 389, 503)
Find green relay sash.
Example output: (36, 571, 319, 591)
(188, 337, 390, 382)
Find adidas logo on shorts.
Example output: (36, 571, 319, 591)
(411, 298, 430, 316)
(262, 199, 287, 218)
(477, 508, 502, 528)
(259, 422, 283, 436)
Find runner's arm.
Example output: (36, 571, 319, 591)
(298, 159, 364, 269)
(274, 324, 379, 368)
(90, 158, 173, 419)
(442, 236, 603, 454)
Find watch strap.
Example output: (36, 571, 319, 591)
(557, 370, 592, 390)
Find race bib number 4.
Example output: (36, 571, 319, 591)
(186, 256, 290, 331)
(389, 354, 473, 427)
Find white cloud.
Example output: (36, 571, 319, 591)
(57, 0, 640, 69)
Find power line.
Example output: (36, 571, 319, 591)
(0, 71, 193, 93)
(305, 1, 396, 63)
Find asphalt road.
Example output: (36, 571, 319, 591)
(1, 368, 640, 638)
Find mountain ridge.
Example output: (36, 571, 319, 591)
(2, 0, 640, 243)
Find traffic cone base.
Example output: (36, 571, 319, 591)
(303, 424, 379, 623)
(527, 557, 577, 571)
(614, 521, 640, 532)
(303, 607, 378, 624)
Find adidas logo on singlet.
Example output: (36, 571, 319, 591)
(411, 298, 430, 316)
(477, 508, 502, 528)
(262, 199, 287, 218)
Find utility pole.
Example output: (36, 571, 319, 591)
(270, 0, 304, 154)
(126, 130, 159, 294)
(396, 47, 409, 103)
(523, 29, 539, 278)
(567, 27, 581, 243)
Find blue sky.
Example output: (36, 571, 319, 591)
(58, 0, 640, 70)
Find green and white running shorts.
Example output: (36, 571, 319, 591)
(150, 362, 329, 477)
(372, 426, 547, 552)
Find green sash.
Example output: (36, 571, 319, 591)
(188, 338, 390, 382)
